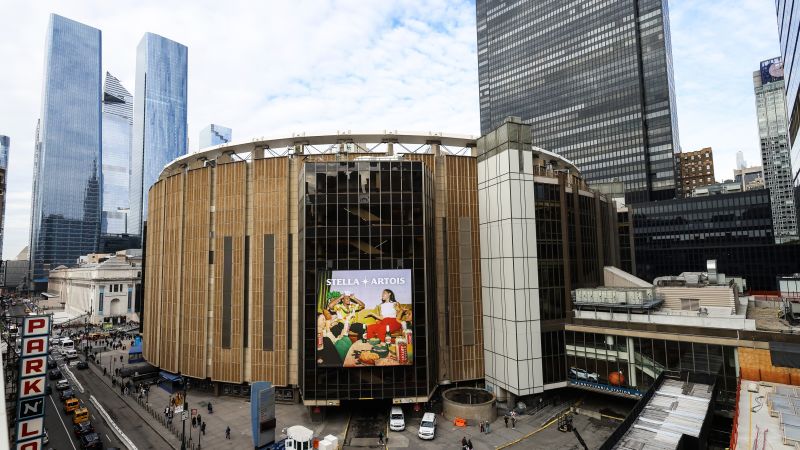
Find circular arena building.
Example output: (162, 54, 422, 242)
(142, 125, 622, 407)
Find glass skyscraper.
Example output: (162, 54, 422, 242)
(476, 0, 681, 202)
(776, 0, 799, 178)
(199, 124, 232, 149)
(102, 72, 133, 235)
(29, 14, 102, 286)
(753, 58, 798, 242)
(129, 32, 188, 236)
(0, 135, 9, 259)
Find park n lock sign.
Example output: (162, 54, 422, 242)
(15, 315, 51, 450)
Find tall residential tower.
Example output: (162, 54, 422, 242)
(476, 0, 681, 202)
(129, 32, 188, 236)
(101, 72, 133, 235)
(753, 58, 798, 242)
(29, 14, 102, 288)
(199, 124, 232, 149)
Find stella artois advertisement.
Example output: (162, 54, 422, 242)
(316, 269, 413, 368)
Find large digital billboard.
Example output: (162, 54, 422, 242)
(315, 269, 413, 368)
(760, 57, 784, 84)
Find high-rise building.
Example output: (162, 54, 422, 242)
(29, 14, 102, 289)
(776, 1, 800, 182)
(199, 124, 232, 149)
(734, 165, 765, 192)
(129, 32, 188, 236)
(102, 72, 133, 235)
(0, 135, 8, 259)
(676, 147, 715, 197)
(736, 151, 747, 170)
(753, 58, 798, 242)
(476, 0, 681, 203)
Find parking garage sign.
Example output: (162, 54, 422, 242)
(15, 315, 51, 450)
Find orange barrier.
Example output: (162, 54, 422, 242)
(738, 348, 800, 386)
(454, 417, 467, 427)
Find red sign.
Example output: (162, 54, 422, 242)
(19, 377, 46, 399)
(23, 316, 50, 336)
(16, 417, 43, 440)
(21, 337, 47, 357)
(15, 438, 42, 450)
(20, 356, 47, 378)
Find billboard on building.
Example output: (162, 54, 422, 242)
(315, 269, 413, 368)
(761, 57, 785, 84)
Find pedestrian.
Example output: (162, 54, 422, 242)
(512, 416, 516, 429)
(192, 416, 196, 428)
(103, 367, 106, 376)
(378, 430, 384, 445)
(208, 402, 213, 414)
(504, 416, 508, 428)
(197, 413, 201, 425)
(201, 421, 206, 436)
(461, 436, 468, 449)
(225, 426, 231, 439)
(468, 439, 473, 450)
(480, 421, 484, 433)
(486, 420, 490, 434)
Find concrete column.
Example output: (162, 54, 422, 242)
(627, 337, 637, 388)
(507, 392, 517, 411)
(386, 142, 394, 156)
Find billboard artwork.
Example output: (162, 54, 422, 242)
(760, 57, 784, 84)
(316, 269, 413, 367)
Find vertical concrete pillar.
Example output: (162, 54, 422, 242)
(386, 142, 394, 156)
(627, 337, 638, 388)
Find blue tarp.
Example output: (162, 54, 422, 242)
(160, 371, 182, 382)
(129, 344, 142, 354)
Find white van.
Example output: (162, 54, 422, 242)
(418, 412, 436, 440)
(63, 349, 79, 360)
(389, 406, 405, 431)
(60, 338, 75, 352)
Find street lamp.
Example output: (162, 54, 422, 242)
(180, 374, 189, 450)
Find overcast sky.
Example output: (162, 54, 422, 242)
(0, 0, 784, 258)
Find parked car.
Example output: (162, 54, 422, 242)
(48, 369, 62, 380)
(389, 406, 405, 431)
(47, 358, 58, 369)
(569, 367, 599, 383)
(418, 412, 436, 440)
(76, 361, 89, 370)
(56, 379, 70, 390)
(73, 420, 94, 437)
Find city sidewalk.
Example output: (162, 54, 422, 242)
(90, 344, 343, 449)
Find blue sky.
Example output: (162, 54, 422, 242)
(0, 0, 786, 258)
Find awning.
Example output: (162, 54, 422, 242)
(41, 292, 58, 298)
(159, 371, 182, 382)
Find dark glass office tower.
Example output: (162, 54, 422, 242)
(476, 0, 680, 202)
(0, 135, 8, 260)
(29, 14, 102, 288)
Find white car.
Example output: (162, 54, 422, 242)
(569, 367, 599, 382)
(389, 406, 405, 431)
(418, 412, 436, 440)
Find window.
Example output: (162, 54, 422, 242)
(680, 298, 700, 311)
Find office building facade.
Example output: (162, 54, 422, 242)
(199, 124, 232, 149)
(776, 1, 800, 182)
(29, 14, 102, 288)
(476, 0, 681, 203)
(753, 58, 798, 242)
(129, 32, 188, 237)
(102, 72, 133, 235)
(734, 165, 765, 192)
(0, 135, 8, 259)
(676, 147, 715, 197)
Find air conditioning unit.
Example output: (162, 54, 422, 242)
(748, 383, 759, 393)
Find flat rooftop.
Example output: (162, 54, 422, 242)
(612, 378, 713, 450)
(736, 380, 800, 449)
